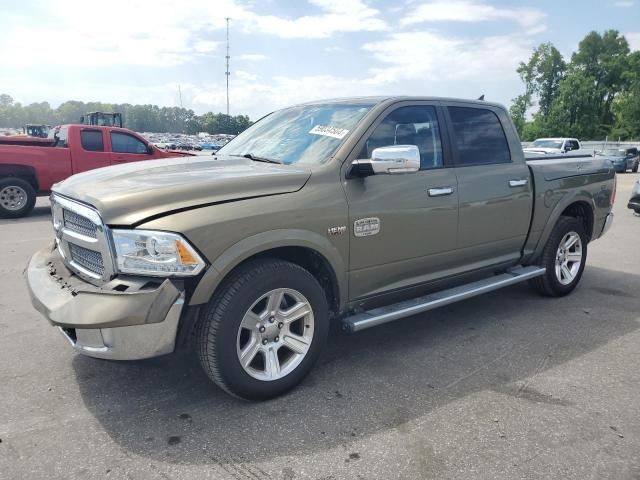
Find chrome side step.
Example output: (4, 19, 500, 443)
(342, 266, 545, 333)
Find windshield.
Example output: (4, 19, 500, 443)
(530, 139, 563, 149)
(217, 103, 373, 165)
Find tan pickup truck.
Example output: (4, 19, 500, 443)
(26, 97, 616, 400)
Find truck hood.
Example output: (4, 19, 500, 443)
(53, 156, 312, 225)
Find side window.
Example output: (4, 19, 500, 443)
(569, 140, 579, 150)
(80, 130, 104, 152)
(110, 132, 148, 154)
(448, 107, 511, 166)
(359, 105, 444, 170)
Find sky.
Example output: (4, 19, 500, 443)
(1, 0, 639, 119)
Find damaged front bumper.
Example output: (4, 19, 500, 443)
(25, 245, 185, 360)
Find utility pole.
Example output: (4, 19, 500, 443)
(225, 17, 231, 116)
(178, 84, 183, 108)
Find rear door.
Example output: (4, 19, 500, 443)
(344, 102, 459, 300)
(445, 103, 533, 269)
(72, 128, 112, 174)
(109, 131, 154, 164)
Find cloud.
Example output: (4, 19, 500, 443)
(362, 31, 531, 85)
(614, 1, 635, 6)
(627, 32, 640, 50)
(237, 54, 268, 61)
(400, 1, 546, 29)
(0, 0, 387, 67)
(235, 0, 388, 38)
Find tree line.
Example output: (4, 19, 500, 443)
(510, 30, 640, 141)
(0, 95, 253, 135)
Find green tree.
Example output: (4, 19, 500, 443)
(571, 30, 630, 129)
(509, 42, 565, 138)
(612, 51, 640, 139)
(0, 94, 13, 107)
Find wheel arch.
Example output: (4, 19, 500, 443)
(0, 164, 39, 191)
(189, 229, 347, 317)
(532, 194, 596, 261)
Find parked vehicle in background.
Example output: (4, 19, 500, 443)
(0, 124, 193, 218)
(596, 147, 638, 173)
(25, 96, 616, 400)
(523, 138, 581, 155)
(23, 124, 51, 138)
(621, 147, 639, 172)
(629, 179, 640, 214)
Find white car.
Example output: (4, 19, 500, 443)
(523, 138, 581, 155)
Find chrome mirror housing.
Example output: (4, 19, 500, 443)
(351, 145, 420, 176)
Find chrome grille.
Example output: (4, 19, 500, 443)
(69, 243, 105, 276)
(51, 195, 113, 283)
(63, 208, 97, 238)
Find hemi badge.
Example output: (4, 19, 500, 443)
(327, 225, 347, 236)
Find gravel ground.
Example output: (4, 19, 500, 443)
(1, 174, 639, 480)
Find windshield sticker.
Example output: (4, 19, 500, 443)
(309, 125, 349, 139)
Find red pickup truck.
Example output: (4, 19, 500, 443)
(0, 125, 192, 218)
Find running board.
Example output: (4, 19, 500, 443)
(342, 266, 546, 333)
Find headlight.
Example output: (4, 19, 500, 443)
(110, 229, 205, 276)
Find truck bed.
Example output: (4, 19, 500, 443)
(524, 155, 615, 259)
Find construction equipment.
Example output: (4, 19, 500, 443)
(80, 112, 123, 128)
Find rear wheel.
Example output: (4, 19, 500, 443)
(633, 163, 639, 173)
(0, 177, 36, 219)
(529, 216, 588, 297)
(197, 259, 329, 400)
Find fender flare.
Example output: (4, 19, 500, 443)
(189, 229, 347, 307)
(531, 190, 597, 260)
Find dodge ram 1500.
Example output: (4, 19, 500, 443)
(25, 97, 615, 400)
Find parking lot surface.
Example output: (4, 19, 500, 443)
(1, 174, 639, 480)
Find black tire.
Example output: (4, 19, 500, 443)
(0, 177, 36, 219)
(197, 259, 329, 400)
(529, 216, 588, 297)
(633, 163, 638, 173)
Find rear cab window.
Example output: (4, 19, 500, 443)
(80, 129, 104, 152)
(50, 127, 68, 148)
(447, 106, 511, 166)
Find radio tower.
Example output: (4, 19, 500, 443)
(225, 17, 231, 116)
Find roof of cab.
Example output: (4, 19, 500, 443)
(292, 96, 507, 110)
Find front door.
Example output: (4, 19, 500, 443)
(343, 103, 459, 300)
(109, 131, 153, 165)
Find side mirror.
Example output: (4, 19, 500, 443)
(351, 145, 420, 177)
(146, 144, 154, 154)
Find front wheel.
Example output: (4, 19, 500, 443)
(0, 177, 36, 218)
(197, 259, 329, 400)
(529, 216, 588, 297)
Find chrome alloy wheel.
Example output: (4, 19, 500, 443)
(0, 185, 27, 211)
(236, 288, 315, 381)
(555, 231, 583, 285)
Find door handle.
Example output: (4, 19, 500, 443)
(428, 187, 454, 197)
(509, 179, 528, 187)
